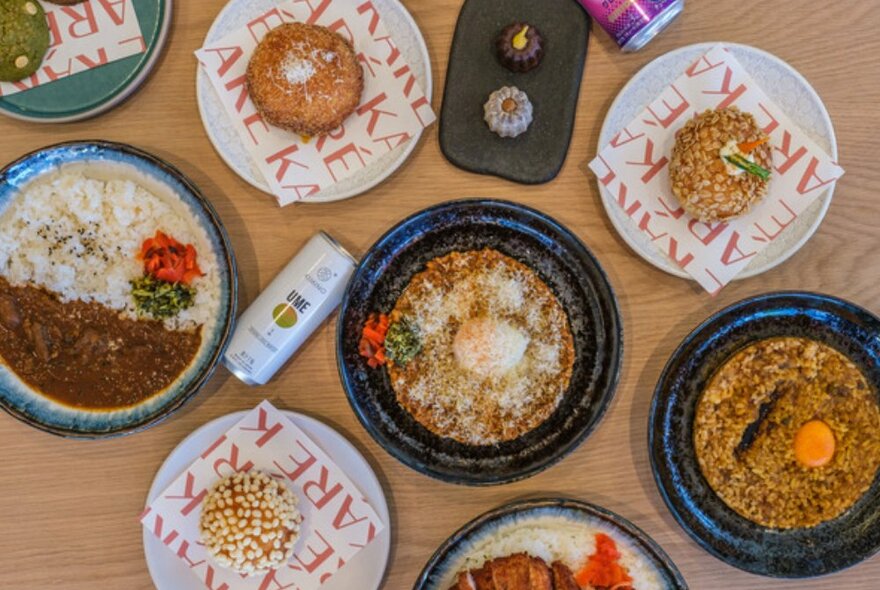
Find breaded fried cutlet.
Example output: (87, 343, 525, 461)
(449, 553, 557, 590)
(550, 561, 579, 590)
(247, 23, 363, 136)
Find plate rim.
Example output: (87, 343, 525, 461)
(648, 290, 880, 578)
(0, 139, 238, 438)
(142, 408, 392, 590)
(412, 497, 688, 590)
(596, 41, 838, 281)
(0, 0, 173, 123)
(194, 0, 433, 203)
(336, 198, 623, 485)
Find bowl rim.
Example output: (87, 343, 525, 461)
(412, 496, 688, 590)
(0, 139, 238, 439)
(648, 291, 880, 577)
(336, 197, 622, 485)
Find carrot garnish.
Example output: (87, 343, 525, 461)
(574, 533, 634, 589)
(738, 136, 770, 153)
(138, 231, 205, 286)
(358, 313, 390, 367)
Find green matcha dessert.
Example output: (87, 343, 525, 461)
(0, 0, 50, 82)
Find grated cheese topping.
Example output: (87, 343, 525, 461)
(388, 249, 575, 445)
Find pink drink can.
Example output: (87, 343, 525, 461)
(578, 0, 684, 52)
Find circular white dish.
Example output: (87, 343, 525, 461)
(143, 410, 391, 590)
(196, 0, 433, 203)
(597, 42, 838, 280)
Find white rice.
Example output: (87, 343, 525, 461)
(437, 515, 664, 589)
(0, 170, 221, 332)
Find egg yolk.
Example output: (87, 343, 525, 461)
(453, 317, 528, 378)
(793, 420, 836, 468)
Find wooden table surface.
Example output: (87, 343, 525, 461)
(2, 0, 879, 588)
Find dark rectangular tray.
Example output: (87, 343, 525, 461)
(439, 0, 589, 184)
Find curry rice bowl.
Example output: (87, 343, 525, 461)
(436, 515, 663, 590)
(0, 168, 221, 332)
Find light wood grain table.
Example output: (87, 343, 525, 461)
(1, 1, 879, 588)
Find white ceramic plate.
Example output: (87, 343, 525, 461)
(196, 0, 433, 203)
(597, 42, 838, 280)
(143, 410, 391, 590)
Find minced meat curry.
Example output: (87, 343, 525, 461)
(0, 276, 201, 410)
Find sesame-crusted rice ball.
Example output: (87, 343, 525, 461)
(199, 470, 302, 576)
(669, 107, 772, 223)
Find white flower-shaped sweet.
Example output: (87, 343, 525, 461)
(483, 86, 533, 138)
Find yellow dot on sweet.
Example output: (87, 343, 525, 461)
(794, 420, 836, 468)
(15, 56, 29, 69)
(511, 25, 530, 51)
(24, 2, 37, 16)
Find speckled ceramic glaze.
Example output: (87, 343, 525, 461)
(0, 141, 237, 438)
(598, 43, 838, 280)
(196, 0, 432, 203)
(413, 498, 688, 590)
(336, 200, 621, 485)
(650, 292, 880, 577)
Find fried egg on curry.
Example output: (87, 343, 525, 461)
(387, 249, 574, 445)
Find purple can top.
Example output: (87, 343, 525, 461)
(578, 0, 682, 50)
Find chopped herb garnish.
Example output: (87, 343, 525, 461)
(724, 154, 771, 180)
(385, 318, 421, 366)
(130, 275, 196, 319)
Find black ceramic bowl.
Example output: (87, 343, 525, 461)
(337, 199, 622, 485)
(650, 292, 880, 577)
(413, 498, 688, 590)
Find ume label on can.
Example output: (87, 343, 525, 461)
(224, 231, 356, 385)
(578, 0, 683, 52)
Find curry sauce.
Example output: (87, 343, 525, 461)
(0, 276, 201, 410)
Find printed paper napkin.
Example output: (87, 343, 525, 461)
(0, 0, 145, 97)
(589, 44, 844, 294)
(195, 0, 436, 205)
(140, 400, 384, 590)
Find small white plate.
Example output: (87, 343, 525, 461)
(597, 42, 838, 280)
(196, 0, 433, 203)
(143, 410, 391, 590)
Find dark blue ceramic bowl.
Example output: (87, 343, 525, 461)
(337, 199, 622, 485)
(650, 292, 880, 577)
(0, 141, 237, 438)
(413, 498, 688, 590)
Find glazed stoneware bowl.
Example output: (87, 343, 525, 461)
(0, 141, 237, 437)
(650, 292, 880, 577)
(337, 199, 622, 485)
(414, 498, 687, 590)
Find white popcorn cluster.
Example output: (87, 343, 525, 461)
(199, 470, 302, 575)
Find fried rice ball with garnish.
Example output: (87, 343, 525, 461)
(669, 107, 772, 223)
(247, 23, 363, 136)
(199, 470, 302, 576)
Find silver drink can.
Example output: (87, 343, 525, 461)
(224, 231, 356, 385)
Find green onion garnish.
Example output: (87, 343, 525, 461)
(724, 155, 771, 180)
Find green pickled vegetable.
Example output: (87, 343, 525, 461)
(724, 154, 771, 180)
(130, 275, 196, 319)
(385, 318, 421, 366)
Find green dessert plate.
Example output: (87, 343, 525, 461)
(0, 0, 171, 123)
